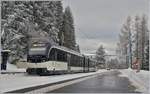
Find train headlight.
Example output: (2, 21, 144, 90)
(33, 44, 38, 46)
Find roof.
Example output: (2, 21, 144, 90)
(50, 45, 83, 57)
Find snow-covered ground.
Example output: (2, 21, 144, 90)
(2, 64, 148, 93)
(1, 63, 26, 73)
(119, 69, 150, 94)
(0, 69, 107, 93)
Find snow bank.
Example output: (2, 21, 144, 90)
(0, 69, 107, 93)
(7, 63, 18, 70)
(1, 63, 26, 73)
(119, 69, 150, 94)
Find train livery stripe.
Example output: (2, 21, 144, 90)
(17, 61, 68, 71)
(17, 61, 85, 71)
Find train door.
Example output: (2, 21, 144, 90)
(67, 54, 71, 72)
(53, 49, 57, 71)
(83, 57, 85, 72)
(83, 57, 87, 72)
(88, 58, 90, 72)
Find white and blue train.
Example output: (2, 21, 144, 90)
(17, 38, 96, 75)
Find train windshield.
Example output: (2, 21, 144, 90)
(29, 47, 46, 55)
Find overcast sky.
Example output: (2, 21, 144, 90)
(62, 0, 149, 55)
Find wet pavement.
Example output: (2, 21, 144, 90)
(48, 70, 140, 93)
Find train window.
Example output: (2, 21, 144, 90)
(73, 55, 75, 66)
(74, 55, 76, 66)
(64, 52, 67, 61)
(29, 47, 46, 55)
(57, 50, 63, 61)
(74, 55, 77, 66)
(76, 56, 78, 66)
(49, 49, 56, 60)
(49, 48, 67, 62)
(81, 57, 83, 67)
(70, 54, 72, 65)
(70, 54, 74, 66)
(56, 49, 67, 62)
(57, 50, 60, 61)
(70, 54, 78, 67)
(49, 48, 84, 64)
(79, 57, 82, 67)
(77, 56, 79, 66)
(78, 57, 80, 66)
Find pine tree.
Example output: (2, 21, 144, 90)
(118, 15, 149, 70)
(119, 16, 131, 66)
(1, 1, 80, 64)
(1, 1, 31, 62)
(63, 6, 76, 50)
(35, 1, 59, 44)
(54, 1, 64, 46)
(76, 45, 80, 52)
(145, 39, 149, 70)
(139, 15, 149, 70)
(1, 1, 64, 63)
(95, 45, 106, 64)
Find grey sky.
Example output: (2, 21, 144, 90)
(62, 0, 149, 55)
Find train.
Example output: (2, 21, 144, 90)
(17, 38, 97, 75)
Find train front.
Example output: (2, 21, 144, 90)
(26, 42, 51, 74)
(27, 43, 49, 63)
(17, 40, 51, 74)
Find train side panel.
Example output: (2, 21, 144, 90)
(17, 61, 68, 71)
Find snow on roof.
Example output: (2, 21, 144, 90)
(51, 45, 83, 57)
(84, 53, 96, 56)
(1, 50, 11, 52)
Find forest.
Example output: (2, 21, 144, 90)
(1, 1, 80, 64)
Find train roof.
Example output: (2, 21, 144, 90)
(51, 45, 83, 57)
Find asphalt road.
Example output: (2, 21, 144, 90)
(48, 70, 140, 93)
